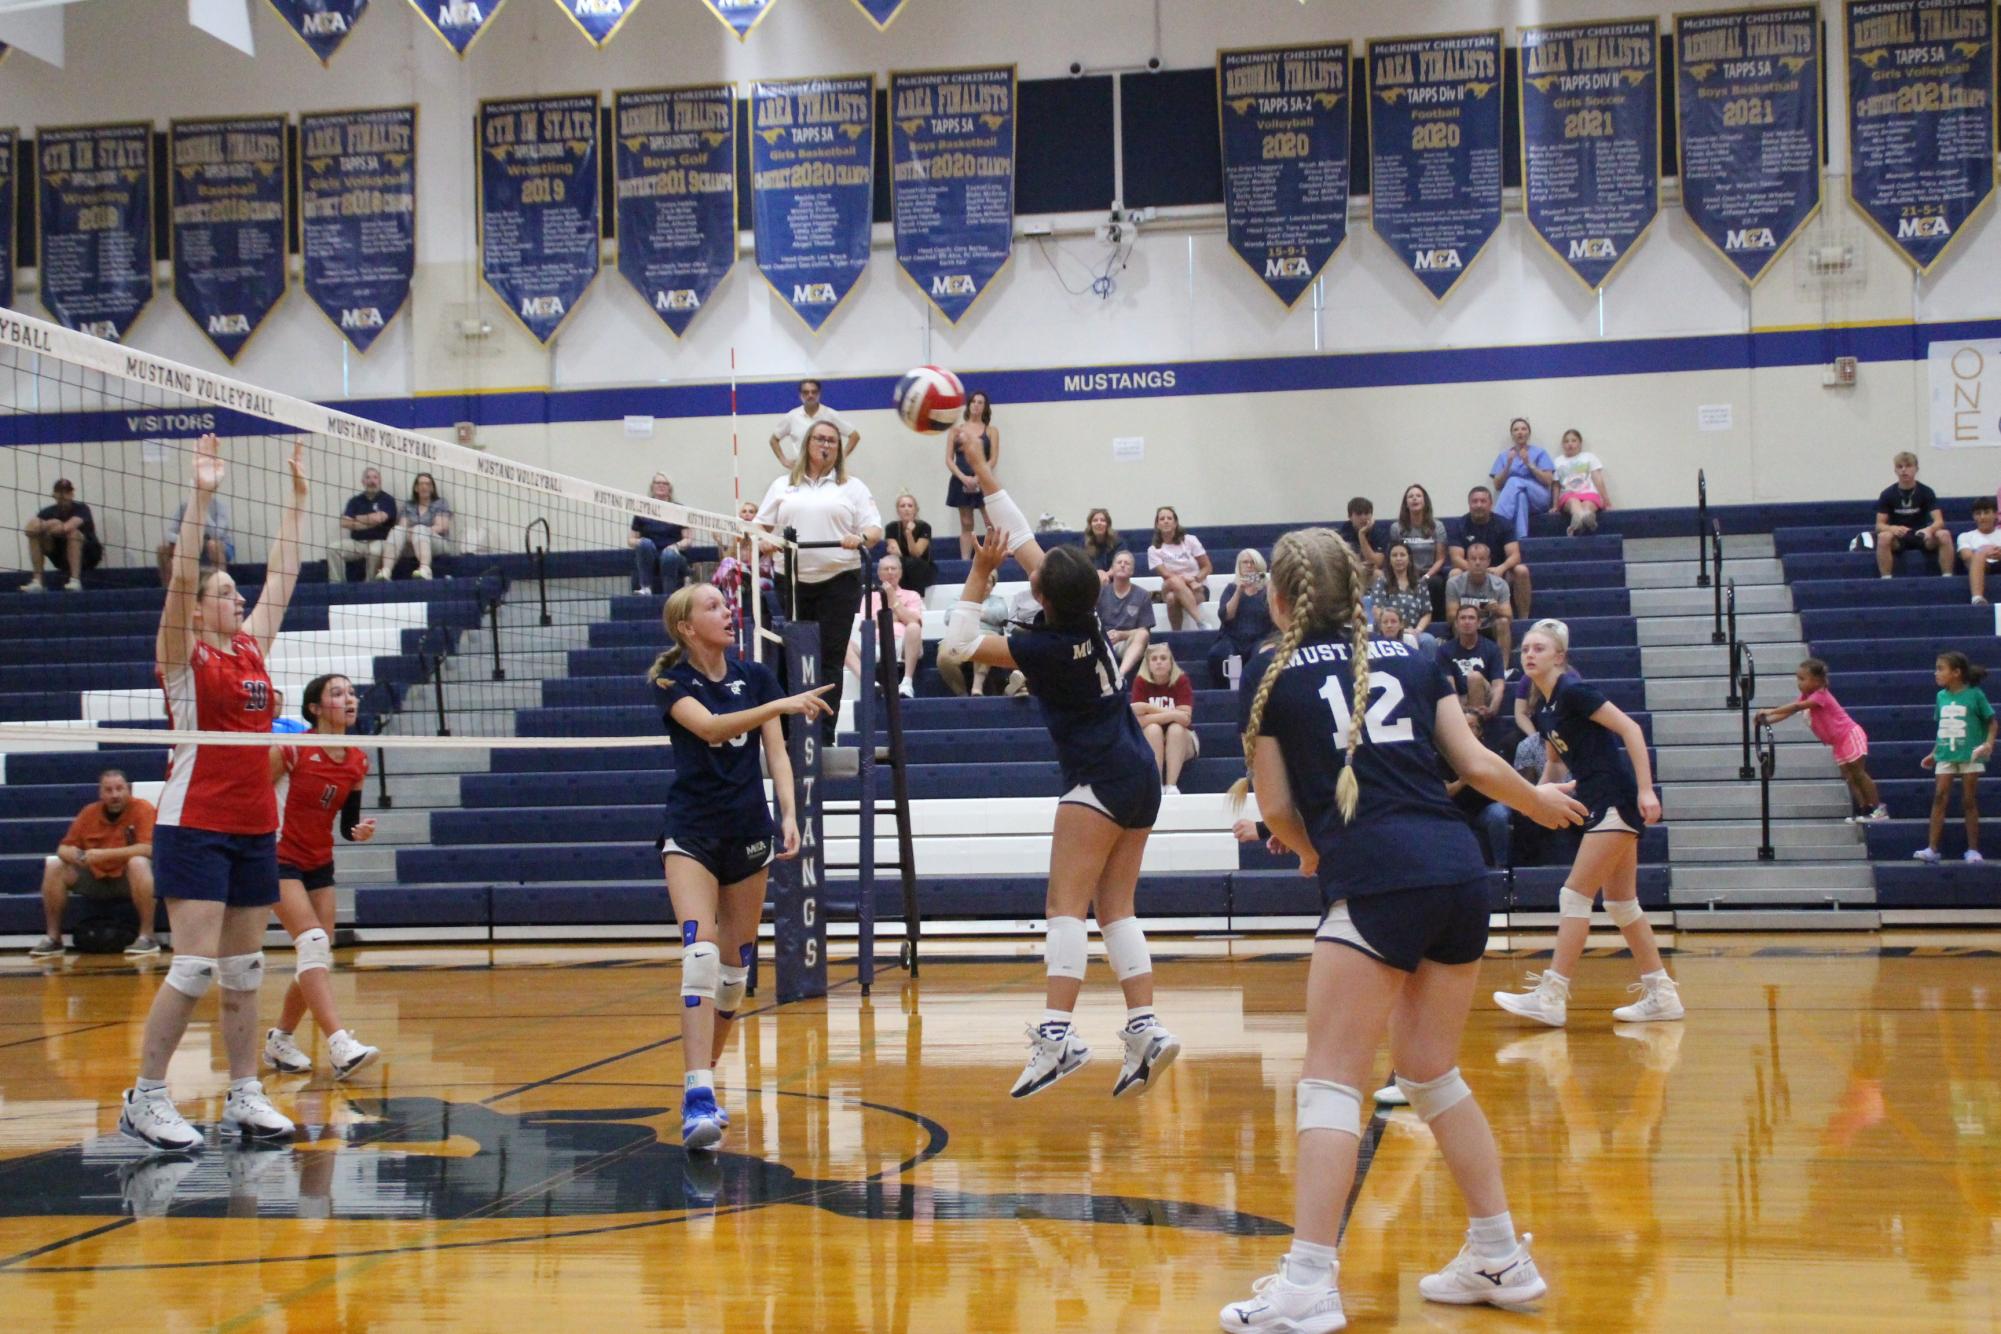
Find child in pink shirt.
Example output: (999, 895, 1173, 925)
(1757, 658, 1887, 822)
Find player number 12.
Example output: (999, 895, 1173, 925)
(1318, 674, 1415, 745)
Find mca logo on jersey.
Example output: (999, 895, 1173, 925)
(727, 680, 746, 696)
(792, 283, 837, 305)
(1725, 228, 1777, 251)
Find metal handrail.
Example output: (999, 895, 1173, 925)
(1695, 470, 1711, 588)
(1737, 643, 1758, 780)
(1755, 716, 1778, 860)
(1725, 580, 1741, 708)
(523, 518, 551, 627)
(1710, 520, 1726, 644)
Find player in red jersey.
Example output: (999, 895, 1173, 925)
(120, 433, 306, 1152)
(263, 672, 381, 1080)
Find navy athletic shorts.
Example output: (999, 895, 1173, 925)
(1316, 878, 1491, 972)
(660, 833, 776, 886)
(153, 826, 279, 909)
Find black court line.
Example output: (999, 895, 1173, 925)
(0, 1021, 125, 1050)
(0, 1218, 135, 1272)
(1337, 1112, 1390, 1243)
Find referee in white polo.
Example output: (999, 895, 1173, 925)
(768, 378, 860, 470)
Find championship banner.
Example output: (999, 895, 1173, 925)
(1847, 0, 1994, 272)
(751, 75, 874, 333)
(36, 123, 154, 342)
(301, 108, 416, 353)
(889, 65, 1014, 324)
(1367, 31, 1504, 300)
(553, 0, 640, 46)
(1675, 6, 1822, 284)
(0, 130, 15, 313)
(264, 0, 370, 64)
(169, 116, 288, 362)
(852, 0, 905, 29)
(1217, 42, 1351, 308)
(613, 85, 737, 338)
(1519, 20, 1660, 290)
(698, 0, 772, 41)
(478, 94, 601, 345)
(408, 0, 505, 54)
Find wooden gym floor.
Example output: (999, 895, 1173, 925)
(0, 933, 1997, 1331)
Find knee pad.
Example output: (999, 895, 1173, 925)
(1395, 1067, 1473, 1123)
(1045, 915, 1089, 981)
(1100, 916, 1153, 982)
(1559, 887, 1596, 919)
(218, 952, 264, 993)
(294, 927, 333, 976)
(1296, 1078, 1363, 1138)
(681, 940, 721, 1007)
(1603, 896, 1646, 927)
(165, 954, 217, 999)
(717, 965, 749, 1019)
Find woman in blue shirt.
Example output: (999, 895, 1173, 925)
(1489, 416, 1556, 542)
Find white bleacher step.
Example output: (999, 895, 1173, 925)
(341, 741, 495, 774)
(1675, 908, 1881, 930)
(372, 773, 481, 806)
(1648, 711, 1811, 745)
(1641, 642, 1810, 680)
(1625, 557, 1784, 589)
(497, 598, 608, 629)
(1666, 820, 1863, 852)
(820, 794, 1248, 837)
(454, 622, 594, 654)
(400, 680, 544, 713)
(333, 845, 399, 878)
(339, 808, 431, 844)
(1653, 744, 1836, 781)
(1630, 584, 1793, 617)
(1645, 676, 1789, 711)
(1637, 611, 1801, 647)
(1672, 861, 1876, 893)
(1657, 778, 1852, 820)
(441, 652, 570, 682)
(823, 832, 1239, 875)
(1622, 534, 1777, 562)
(1672, 841, 1869, 864)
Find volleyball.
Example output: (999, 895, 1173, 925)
(893, 365, 966, 434)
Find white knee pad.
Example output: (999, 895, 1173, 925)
(1045, 915, 1089, 981)
(982, 489, 1035, 553)
(218, 952, 264, 993)
(294, 927, 333, 976)
(165, 954, 217, 999)
(717, 965, 749, 1018)
(1100, 916, 1153, 982)
(681, 940, 721, 1005)
(1559, 887, 1596, 918)
(1603, 896, 1646, 927)
(1395, 1067, 1473, 1124)
(1296, 1078, 1363, 1138)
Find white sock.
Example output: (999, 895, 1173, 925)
(1124, 1006, 1156, 1032)
(1640, 968, 1670, 985)
(1039, 1009, 1072, 1036)
(684, 1069, 714, 1092)
(1283, 1238, 1338, 1285)
(135, 1076, 167, 1096)
(229, 1076, 258, 1095)
(328, 1029, 350, 1045)
(1468, 1211, 1517, 1260)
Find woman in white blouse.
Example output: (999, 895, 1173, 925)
(756, 420, 884, 742)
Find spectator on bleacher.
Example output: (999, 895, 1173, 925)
(757, 420, 884, 741)
(377, 473, 453, 581)
(1096, 550, 1154, 683)
(30, 769, 157, 958)
(1756, 658, 1887, 823)
(886, 493, 936, 595)
(1391, 483, 1450, 618)
(1875, 451, 1952, 578)
(1438, 603, 1506, 736)
(332, 467, 395, 583)
(1373, 605, 1423, 657)
(936, 565, 1008, 695)
(945, 391, 1000, 560)
(769, 378, 859, 471)
(1489, 417, 1556, 542)
(1371, 541, 1434, 644)
(1959, 498, 2001, 605)
(1147, 506, 1213, 630)
(1130, 642, 1196, 795)
(1336, 497, 1385, 572)
(1453, 485, 1532, 618)
(1082, 508, 1129, 582)
(629, 473, 693, 596)
(1914, 651, 1996, 865)
(1207, 549, 1272, 688)
(24, 478, 102, 592)
(845, 551, 924, 698)
(1552, 429, 1611, 535)
(1507, 731, 1575, 868)
(1445, 539, 1514, 659)
(155, 495, 232, 586)
(715, 501, 782, 655)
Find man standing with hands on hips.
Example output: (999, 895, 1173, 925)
(769, 379, 860, 471)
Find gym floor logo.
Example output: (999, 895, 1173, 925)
(0, 1095, 1285, 1251)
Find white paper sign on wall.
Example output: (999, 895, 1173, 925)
(1696, 404, 1733, 433)
(1929, 340, 2001, 449)
(624, 415, 656, 439)
(1112, 436, 1145, 462)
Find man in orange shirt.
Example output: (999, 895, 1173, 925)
(32, 770, 158, 957)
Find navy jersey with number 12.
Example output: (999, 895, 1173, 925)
(656, 657, 781, 842)
(1241, 631, 1485, 901)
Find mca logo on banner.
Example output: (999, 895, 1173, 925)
(751, 76, 874, 333)
(701, 0, 776, 41)
(889, 65, 1014, 324)
(264, 0, 370, 63)
(1931, 339, 2001, 449)
(478, 94, 601, 344)
(169, 116, 289, 362)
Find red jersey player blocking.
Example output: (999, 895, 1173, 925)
(263, 673, 381, 1080)
(120, 433, 306, 1151)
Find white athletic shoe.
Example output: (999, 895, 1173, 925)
(263, 1028, 312, 1075)
(1418, 1235, 1548, 1307)
(1218, 1258, 1346, 1332)
(118, 1088, 204, 1152)
(1865, 805, 1890, 822)
(1010, 1024, 1091, 1098)
(1112, 1022, 1181, 1099)
(1611, 975, 1685, 1024)
(1493, 971, 1569, 1027)
(220, 1080, 295, 1140)
(329, 1031, 381, 1081)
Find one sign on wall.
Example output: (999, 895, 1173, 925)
(1930, 339, 2001, 448)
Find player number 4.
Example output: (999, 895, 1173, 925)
(1318, 674, 1415, 745)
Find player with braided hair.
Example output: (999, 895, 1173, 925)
(1220, 527, 1586, 1331)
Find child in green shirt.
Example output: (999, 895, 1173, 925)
(1915, 651, 1997, 864)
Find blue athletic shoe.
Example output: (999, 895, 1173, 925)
(682, 1087, 725, 1152)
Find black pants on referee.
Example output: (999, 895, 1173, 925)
(783, 569, 863, 745)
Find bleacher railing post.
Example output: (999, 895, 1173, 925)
(1695, 470, 1711, 588)
(1725, 581, 1741, 709)
(429, 651, 450, 738)
(1738, 645, 1757, 781)
(523, 518, 552, 627)
(486, 579, 505, 681)
(1710, 521, 1726, 644)
(1756, 717, 1778, 861)
(372, 715, 392, 809)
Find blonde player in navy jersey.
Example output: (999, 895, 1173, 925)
(1218, 528, 1585, 1331)
(940, 449, 1181, 1100)
(1493, 618, 1682, 1027)
(651, 582, 832, 1150)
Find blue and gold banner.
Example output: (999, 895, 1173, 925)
(1519, 21, 1659, 290)
(478, 94, 601, 345)
(1847, 0, 1994, 272)
(1217, 42, 1351, 308)
(1367, 31, 1504, 300)
(698, 0, 772, 41)
(301, 108, 416, 353)
(169, 116, 288, 362)
(408, 0, 505, 55)
(1676, 5, 1822, 284)
(554, 0, 641, 46)
(36, 123, 154, 342)
(613, 85, 737, 338)
(751, 75, 874, 333)
(889, 65, 1014, 324)
(265, 0, 369, 64)
(0, 129, 15, 312)
(852, 0, 904, 29)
